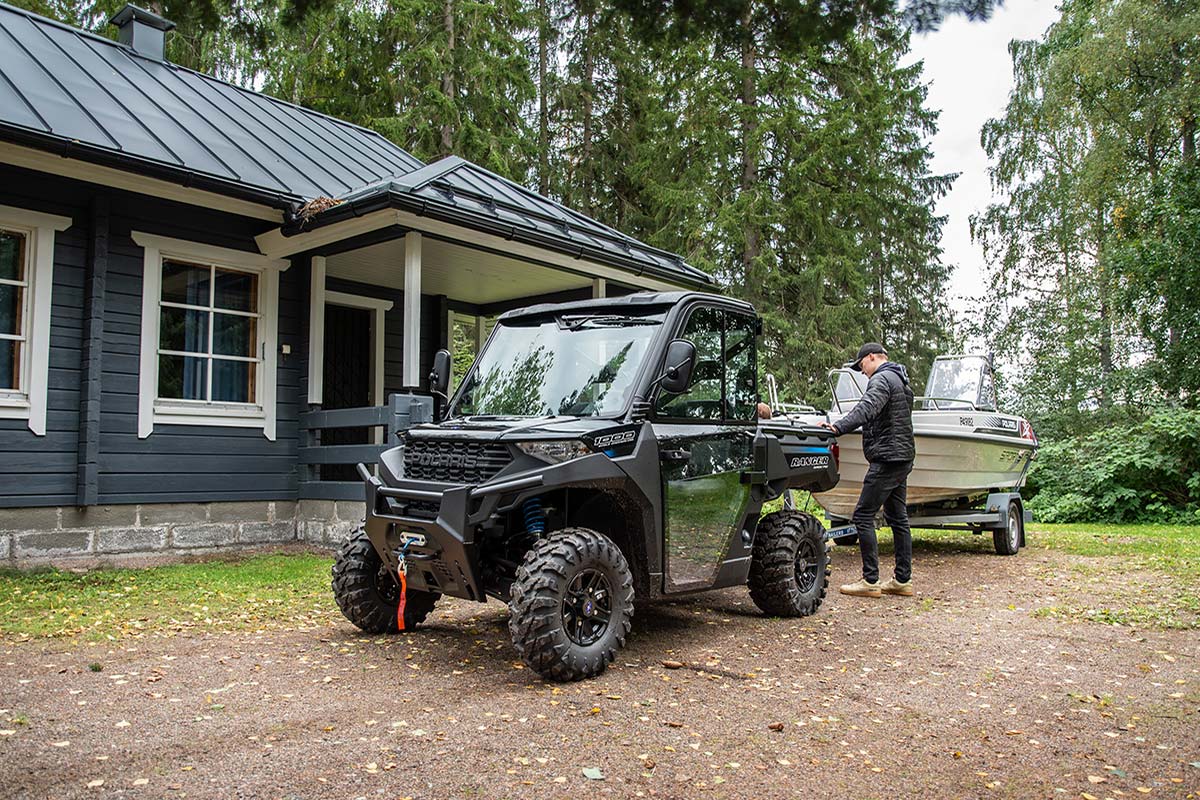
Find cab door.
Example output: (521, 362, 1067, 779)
(653, 305, 759, 593)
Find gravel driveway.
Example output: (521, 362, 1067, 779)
(2, 543, 1197, 799)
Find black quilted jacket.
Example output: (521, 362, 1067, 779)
(834, 362, 915, 463)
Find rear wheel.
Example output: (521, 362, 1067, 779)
(331, 527, 440, 632)
(508, 528, 634, 682)
(748, 511, 830, 616)
(992, 503, 1022, 556)
(833, 533, 859, 546)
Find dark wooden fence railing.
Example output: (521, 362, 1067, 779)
(298, 393, 434, 501)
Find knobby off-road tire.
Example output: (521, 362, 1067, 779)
(509, 528, 635, 682)
(992, 503, 1023, 556)
(748, 510, 830, 617)
(331, 526, 440, 633)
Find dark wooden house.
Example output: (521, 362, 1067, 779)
(0, 2, 711, 565)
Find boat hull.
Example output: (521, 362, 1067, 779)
(811, 414, 1036, 521)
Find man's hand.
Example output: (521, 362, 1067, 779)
(819, 421, 839, 435)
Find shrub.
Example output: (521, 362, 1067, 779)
(1025, 408, 1200, 523)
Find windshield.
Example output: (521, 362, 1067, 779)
(451, 312, 664, 418)
(925, 356, 988, 408)
(832, 369, 868, 403)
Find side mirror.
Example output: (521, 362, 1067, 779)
(428, 349, 452, 398)
(659, 339, 697, 395)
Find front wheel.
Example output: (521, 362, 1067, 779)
(748, 510, 830, 616)
(508, 528, 635, 682)
(331, 527, 440, 633)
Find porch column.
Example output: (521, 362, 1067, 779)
(592, 277, 607, 298)
(307, 255, 326, 405)
(403, 231, 422, 388)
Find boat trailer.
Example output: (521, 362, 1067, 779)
(821, 491, 1031, 556)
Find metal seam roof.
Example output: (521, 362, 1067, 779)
(0, 0, 423, 202)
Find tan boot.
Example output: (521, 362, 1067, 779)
(880, 577, 913, 596)
(839, 578, 881, 598)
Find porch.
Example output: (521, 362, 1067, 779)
(276, 161, 707, 499)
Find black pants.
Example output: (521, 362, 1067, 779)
(852, 460, 914, 583)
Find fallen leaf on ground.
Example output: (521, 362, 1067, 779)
(768, 722, 784, 732)
(582, 767, 604, 780)
(662, 660, 684, 669)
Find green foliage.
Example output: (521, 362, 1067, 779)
(1025, 408, 1200, 523)
(973, 0, 1200, 427)
(1112, 164, 1200, 403)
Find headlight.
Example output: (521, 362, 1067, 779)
(516, 440, 591, 463)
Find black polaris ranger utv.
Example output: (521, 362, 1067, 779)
(332, 291, 839, 681)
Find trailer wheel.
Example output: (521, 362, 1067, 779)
(748, 510, 830, 617)
(509, 528, 635, 682)
(992, 503, 1022, 556)
(331, 527, 440, 633)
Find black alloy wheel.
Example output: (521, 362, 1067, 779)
(562, 568, 613, 646)
(794, 536, 820, 594)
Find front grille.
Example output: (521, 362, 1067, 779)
(402, 439, 513, 485)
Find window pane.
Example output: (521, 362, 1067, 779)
(0, 340, 18, 390)
(0, 231, 25, 282)
(160, 307, 209, 354)
(212, 358, 255, 403)
(159, 354, 207, 400)
(214, 269, 257, 312)
(658, 306, 724, 420)
(0, 284, 22, 337)
(162, 261, 210, 306)
(724, 313, 756, 420)
(212, 312, 255, 357)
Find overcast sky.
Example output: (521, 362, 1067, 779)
(904, 0, 1062, 317)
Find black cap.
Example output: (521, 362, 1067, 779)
(850, 342, 887, 371)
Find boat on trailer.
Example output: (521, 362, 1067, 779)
(768, 355, 1039, 555)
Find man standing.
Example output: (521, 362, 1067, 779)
(820, 344, 916, 598)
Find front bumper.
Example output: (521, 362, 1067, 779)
(358, 463, 545, 602)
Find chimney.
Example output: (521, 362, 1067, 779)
(108, 4, 175, 61)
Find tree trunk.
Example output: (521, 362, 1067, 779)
(537, 0, 550, 194)
(1184, 115, 1196, 165)
(739, 7, 760, 288)
(440, 0, 456, 158)
(1095, 203, 1113, 407)
(581, 8, 596, 215)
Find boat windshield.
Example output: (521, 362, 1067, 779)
(832, 370, 868, 402)
(451, 312, 664, 418)
(924, 356, 992, 410)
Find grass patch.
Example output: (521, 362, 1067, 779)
(915, 522, 1200, 580)
(0, 552, 336, 641)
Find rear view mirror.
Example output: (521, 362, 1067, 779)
(428, 349, 452, 398)
(659, 339, 697, 395)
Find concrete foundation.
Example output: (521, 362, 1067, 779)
(0, 499, 366, 568)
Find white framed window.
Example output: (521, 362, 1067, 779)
(0, 205, 72, 436)
(133, 232, 289, 440)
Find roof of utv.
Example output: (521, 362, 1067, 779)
(497, 291, 755, 322)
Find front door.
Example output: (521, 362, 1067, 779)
(321, 304, 372, 481)
(653, 305, 759, 592)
